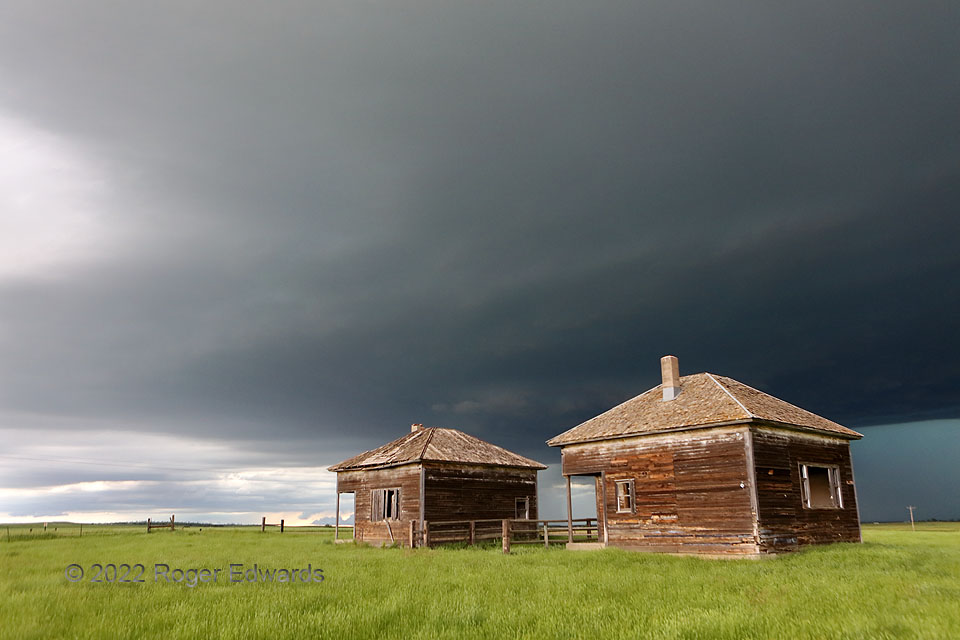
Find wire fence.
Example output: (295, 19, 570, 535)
(1, 520, 354, 542)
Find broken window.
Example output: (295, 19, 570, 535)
(799, 464, 843, 509)
(615, 479, 635, 514)
(515, 497, 529, 519)
(371, 488, 401, 521)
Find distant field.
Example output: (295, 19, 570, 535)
(859, 521, 960, 532)
(1, 523, 958, 639)
(0, 522, 349, 541)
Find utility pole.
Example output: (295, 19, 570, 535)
(907, 505, 916, 531)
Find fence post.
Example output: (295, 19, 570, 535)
(280, 519, 284, 533)
(502, 519, 511, 554)
(423, 521, 429, 548)
(544, 522, 549, 548)
(409, 520, 416, 548)
(469, 520, 476, 546)
(170, 515, 175, 532)
(261, 516, 266, 533)
(147, 518, 151, 533)
(79, 523, 82, 538)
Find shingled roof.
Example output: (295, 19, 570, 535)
(328, 427, 547, 471)
(547, 372, 862, 446)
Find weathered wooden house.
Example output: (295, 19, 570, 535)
(329, 424, 546, 546)
(547, 356, 863, 555)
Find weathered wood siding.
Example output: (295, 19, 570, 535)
(422, 463, 538, 522)
(562, 426, 758, 554)
(336, 464, 421, 546)
(750, 427, 861, 551)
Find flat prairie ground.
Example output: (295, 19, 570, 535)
(1, 523, 958, 639)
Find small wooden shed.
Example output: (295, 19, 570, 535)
(548, 356, 863, 555)
(329, 425, 546, 546)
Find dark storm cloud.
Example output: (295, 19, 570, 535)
(0, 2, 958, 519)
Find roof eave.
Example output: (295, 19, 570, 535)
(422, 458, 548, 470)
(329, 458, 548, 472)
(547, 417, 862, 447)
(546, 419, 754, 447)
(328, 460, 423, 473)
(749, 419, 863, 440)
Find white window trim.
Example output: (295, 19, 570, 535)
(515, 497, 530, 520)
(799, 463, 843, 510)
(615, 479, 635, 514)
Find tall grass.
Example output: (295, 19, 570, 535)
(1, 524, 957, 639)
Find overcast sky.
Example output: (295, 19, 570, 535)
(1, 1, 958, 525)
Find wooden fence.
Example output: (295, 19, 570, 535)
(3, 520, 350, 540)
(4, 523, 86, 540)
(410, 518, 597, 551)
(259, 519, 353, 536)
(260, 516, 286, 532)
(418, 519, 505, 546)
(534, 519, 599, 547)
(146, 515, 175, 532)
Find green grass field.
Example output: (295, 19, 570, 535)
(1, 523, 958, 639)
